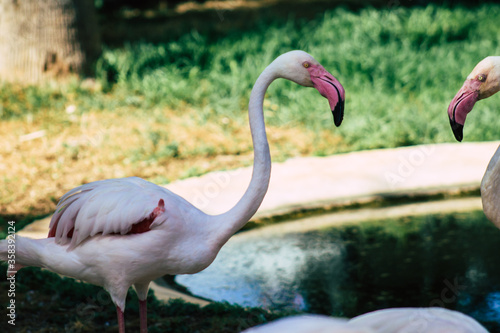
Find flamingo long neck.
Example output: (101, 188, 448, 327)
(210, 64, 277, 245)
(481, 145, 500, 228)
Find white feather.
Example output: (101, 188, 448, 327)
(349, 308, 488, 333)
(49, 177, 172, 249)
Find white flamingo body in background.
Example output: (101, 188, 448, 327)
(0, 50, 345, 333)
(241, 307, 487, 333)
(349, 307, 488, 333)
(241, 314, 374, 333)
(448, 56, 500, 228)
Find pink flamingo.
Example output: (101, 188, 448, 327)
(0, 50, 345, 333)
(448, 56, 500, 228)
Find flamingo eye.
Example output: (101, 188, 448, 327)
(478, 74, 487, 82)
(303, 62, 310, 68)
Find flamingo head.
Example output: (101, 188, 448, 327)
(448, 56, 500, 141)
(272, 50, 346, 126)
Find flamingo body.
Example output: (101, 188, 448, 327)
(0, 50, 345, 332)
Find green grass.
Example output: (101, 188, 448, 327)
(4, 4, 500, 152)
(4, 3, 500, 216)
(96, 3, 500, 151)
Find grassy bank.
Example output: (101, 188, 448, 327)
(0, 266, 288, 333)
(1, 4, 500, 216)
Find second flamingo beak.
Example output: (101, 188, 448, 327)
(447, 79, 481, 142)
(309, 66, 345, 127)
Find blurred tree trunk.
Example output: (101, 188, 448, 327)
(0, 0, 101, 84)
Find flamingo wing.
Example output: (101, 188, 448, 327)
(48, 177, 169, 249)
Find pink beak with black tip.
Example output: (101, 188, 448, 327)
(308, 64, 346, 126)
(447, 78, 482, 142)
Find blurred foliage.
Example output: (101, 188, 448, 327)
(3, 4, 499, 152)
(96, 3, 500, 151)
(96, 0, 206, 13)
(94, 0, 500, 13)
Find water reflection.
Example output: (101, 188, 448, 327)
(176, 209, 500, 330)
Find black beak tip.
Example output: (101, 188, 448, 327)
(449, 118, 464, 142)
(332, 100, 344, 127)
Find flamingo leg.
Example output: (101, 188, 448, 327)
(116, 306, 126, 333)
(134, 282, 150, 333)
(139, 299, 148, 333)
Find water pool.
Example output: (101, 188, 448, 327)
(176, 204, 500, 331)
